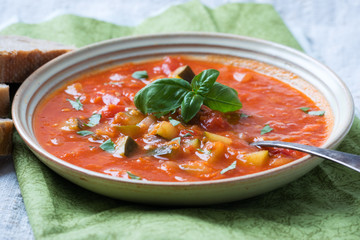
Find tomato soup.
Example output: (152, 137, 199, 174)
(33, 56, 330, 182)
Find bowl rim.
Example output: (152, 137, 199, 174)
(12, 32, 355, 187)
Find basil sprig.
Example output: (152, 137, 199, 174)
(134, 69, 242, 122)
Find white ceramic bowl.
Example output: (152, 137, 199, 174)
(12, 33, 354, 205)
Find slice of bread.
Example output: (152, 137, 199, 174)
(0, 84, 10, 117)
(0, 119, 13, 155)
(0, 35, 74, 83)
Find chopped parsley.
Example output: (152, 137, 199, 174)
(183, 133, 193, 137)
(220, 161, 237, 174)
(127, 171, 142, 180)
(67, 97, 83, 111)
(100, 139, 115, 152)
(169, 117, 181, 126)
(76, 130, 94, 136)
(85, 113, 101, 127)
(308, 111, 325, 116)
(300, 107, 325, 116)
(260, 124, 273, 135)
(132, 70, 148, 80)
(299, 107, 310, 113)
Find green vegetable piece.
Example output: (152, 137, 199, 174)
(132, 70, 148, 80)
(100, 139, 115, 153)
(76, 130, 94, 136)
(260, 124, 273, 135)
(113, 136, 138, 157)
(183, 133, 193, 137)
(85, 113, 101, 127)
(173, 65, 195, 83)
(181, 92, 204, 123)
(240, 113, 250, 118)
(171, 137, 181, 145)
(220, 161, 237, 174)
(308, 111, 325, 116)
(204, 82, 242, 112)
(168, 117, 181, 126)
(299, 107, 310, 113)
(127, 171, 141, 180)
(67, 97, 83, 111)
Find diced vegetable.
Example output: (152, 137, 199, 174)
(137, 115, 156, 130)
(115, 125, 142, 138)
(155, 121, 179, 140)
(243, 150, 269, 166)
(113, 136, 138, 157)
(60, 117, 80, 131)
(206, 141, 226, 163)
(172, 65, 195, 83)
(179, 161, 212, 173)
(148, 137, 181, 158)
(204, 131, 232, 145)
(185, 138, 201, 148)
(113, 109, 145, 125)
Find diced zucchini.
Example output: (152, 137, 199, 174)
(243, 150, 269, 166)
(155, 121, 179, 140)
(113, 136, 138, 157)
(204, 131, 232, 145)
(115, 125, 142, 138)
(172, 65, 195, 83)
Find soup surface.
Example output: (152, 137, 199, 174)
(34, 56, 330, 181)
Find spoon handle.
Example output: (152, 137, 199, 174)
(251, 141, 360, 173)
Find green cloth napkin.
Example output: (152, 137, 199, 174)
(3, 1, 360, 239)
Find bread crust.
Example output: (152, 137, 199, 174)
(0, 84, 10, 117)
(0, 119, 13, 155)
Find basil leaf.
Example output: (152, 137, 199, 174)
(261, 124, 273, 135)
(134, 78, 191, 114)
(183, 133, 193, 137)
(67, 97, 83, 111)
(171, 137, 181, 145)
(240, 113, 250, 118)
(169, 117, 181, 126)
(220, 161, 237, 174)
(308, 111, 325, 116)
(132, 70, 148, 80)
(181, 92, 204, 123)
(204, 82, 242, 112)
(85, 113, 101, 127)
(299, 107, 310, 113)
(76, 130, 94, 136)
(191, 69, 219, 95)
(100, 139, 115, 152)
(127, 171, 142, 180)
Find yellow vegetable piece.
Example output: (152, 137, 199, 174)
(116, 125, 142, 138)
(243, 150, 269, 167)
(204, 131, 232, 145)
(155, 121, 179, 140)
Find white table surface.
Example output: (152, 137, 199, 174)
(1, 0, 359, 239)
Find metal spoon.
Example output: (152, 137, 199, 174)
(251, 141, 360, 173)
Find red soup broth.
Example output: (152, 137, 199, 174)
(33, 55, 330, 182)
